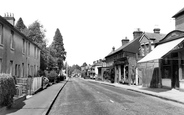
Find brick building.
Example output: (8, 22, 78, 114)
(105, 28, 165, 85)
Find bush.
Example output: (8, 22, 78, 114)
(0, 74, 16, 107)
(47, 70, 58, 83)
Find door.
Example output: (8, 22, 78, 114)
(172, 61, 179, 88)
(171, 52, 179, 88)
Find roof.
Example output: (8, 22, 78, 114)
(105, 37, 141, 58)
(0, 15, 41, 50)
(172, 7, 184, 18)
(144, 32, 166, 43)
(157, 30, 184, 45)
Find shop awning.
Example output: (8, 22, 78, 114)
(138, 37, 184, 63)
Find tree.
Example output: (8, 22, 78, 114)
(50, 28, 66, 70)
(15, 17, 29, 36)
(27, 20, 46, 45)
(82, 62, 87, 67)
(28, 20, 48, 71)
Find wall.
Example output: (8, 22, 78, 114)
(175, 14, 184, 31)
(138, 60, 160, 88)
(0, 19, 40, 77)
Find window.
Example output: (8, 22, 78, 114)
(34, 46, 36, 58)
(34, 65, 36, 76)
(10, 61, 13, 75)
(18, 65, 21, 77)
(22, 63, 24, 77)
(141, 46, 145, 56)
(15, 64, 18, 76)
(28, 42, 30, 56)
(0, 59, 2, 73)
(22, 39, 25, 54)
(0, 24, 3, 45)
(28, 64, 30, 76)
(10, 31, 14, 49)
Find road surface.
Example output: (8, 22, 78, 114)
(48, 78, 184, 115)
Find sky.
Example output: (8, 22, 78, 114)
(1, 0, 184, 66)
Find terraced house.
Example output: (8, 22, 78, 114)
(0, 14, 40, 78)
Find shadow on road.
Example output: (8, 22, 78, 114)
(2, 101, 25, 115)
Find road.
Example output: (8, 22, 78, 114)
(48, 78, 184, 115)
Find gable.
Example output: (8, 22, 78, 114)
(139, 35, 149, 45)
(159, 30, 184, 43)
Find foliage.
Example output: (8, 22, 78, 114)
(50, 28, 66, 70)
(27, 20, 48, 71)
(15, 17, 29, 36)
(46, 70, 58, 83)
(82, 62, 87, 67)
(68, 64, 81, 76)
(0, 74, 16, 107)
(27, 20, 46, 45)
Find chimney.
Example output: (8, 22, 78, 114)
(4, 13, 15, 26)
(121, 37, 129, 46)
(133, 28, 143, 39)
(153, 28, 160, 34)
(112, 46, 115, 51)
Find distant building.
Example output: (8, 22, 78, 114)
(0, 14, 40, 78)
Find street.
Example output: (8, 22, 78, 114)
(48, 78, 184, 115)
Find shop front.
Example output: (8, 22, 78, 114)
(138, 30, 184, 89)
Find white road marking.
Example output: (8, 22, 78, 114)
(110, 99, 114, 103)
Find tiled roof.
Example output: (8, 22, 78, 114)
(145, 32, 166, 43)
(105, 37, 140, 58)
(172, 7, 184, 18)
(0, 15, 41, 49)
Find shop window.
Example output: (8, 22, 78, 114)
(163, 58, 170, 65)
(171, 52, 178, 58)
(162, 66, 171, 79)
(181, 60, 184, 79)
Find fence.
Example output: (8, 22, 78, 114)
(15, 77, 42, 96)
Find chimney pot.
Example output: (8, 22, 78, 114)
(121, 37, 129, 46)
(133, 28, 143, 39)
(3, 12, 15, 26)
(153, 28, 160, 34)
(112, 46, 115, 51)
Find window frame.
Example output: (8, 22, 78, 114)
(0, 58, 2, 73)
(0, 23, 3, 46)
(10, 30, 15, 50)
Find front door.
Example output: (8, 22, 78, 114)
(171, 52, 179, 88)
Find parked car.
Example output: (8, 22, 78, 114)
(42, 77, 49, 89)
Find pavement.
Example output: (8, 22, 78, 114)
(0, 80, 68, 115)
(86, 79, 184, 105)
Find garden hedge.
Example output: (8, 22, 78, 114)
(0, 74, 16, 107)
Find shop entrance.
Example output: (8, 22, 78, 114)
(171, 53, 179, 88)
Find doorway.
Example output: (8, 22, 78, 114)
(171, 52, 179, 88)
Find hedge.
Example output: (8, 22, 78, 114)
(0, 74, 16, 107)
